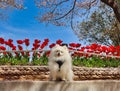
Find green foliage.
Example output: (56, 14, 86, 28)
(72, 56, 120, 67)
(0, 53, 120, 67)
(0, 52, 29, 65)
(31, 53, 48, 65)
(78, 4, 120, 46)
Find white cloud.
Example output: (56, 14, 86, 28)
(3, 25, 29, 34)
(0, 23, 80, 44)
(0, 32, 15, 39)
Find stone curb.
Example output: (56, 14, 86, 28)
(0, 80, 120, 91)
(0, 66, 120, 80)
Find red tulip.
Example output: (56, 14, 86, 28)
(97, 46, 102, 52)
(85, 46, 90, 49)
(109, 45, 116, 53)
(73, 52, 79, 57)
(101, 46, 108, 52)
(116, 53, 120, 56)
(33, 43, 40, 49)
(18, 45, 23, 50)
(0, 46, 6, 50)
(69, 43, 76, 47)
(32, 52, 40, 57)
(56, 39, 63, 45)
(34, 39, 41, 43)
(79, 47, 85, 51)
(17, 40, 23, 44)
(49, 43, 56, 48)
(32, 48, 35, 50)
(87, 50, 93, 53)
(12, 46, 16, 50)
(14, 52, 18, 56)
(40, 40, 49, 49)
(90, 43, 98, 50)
(3, 52, 7, 55)
(4, 40, 12, 46)
(68, 47, 75, 50)
(76, 43, 81, 48)
(40, 43, 46, 49)
(38, 53, 41, 57)
(79, 53, 84, 57)
(21, 51, 24, 55)
(9, 43, 14, 48)
(8, 39, 13, 43)
(44, 51, 51, 57)
(4, 41, 9, 45)
(0, 37, 4, 44)
(116, 46, 120, 50)
(4, 39, 14, 48)
(24, 38, 30, 46)
(69, 43, 81, 48)
(26, 52, 30, 56)
(44, 38, 49, 43)
(84, 53, 89, 58)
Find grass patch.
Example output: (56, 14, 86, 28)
(72, 56, 120, 67)
(0, 54, 120, 67)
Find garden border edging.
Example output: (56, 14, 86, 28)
(0, 66, 120, 80)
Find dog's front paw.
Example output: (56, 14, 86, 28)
(62, 79, 66, 82)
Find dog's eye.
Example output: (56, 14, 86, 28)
(60, 51, 63, 53)
(56, 50, 59, 53)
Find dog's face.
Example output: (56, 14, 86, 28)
(54, 49, 64, 57)
(51, 44, 68, 57)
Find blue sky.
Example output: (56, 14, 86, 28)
(0, 0, 80, 45)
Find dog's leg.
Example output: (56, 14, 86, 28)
(51, 72, 57, 81)
(60, 73, 66, 81)
(66, 70, 74, 81)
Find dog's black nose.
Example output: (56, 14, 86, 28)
(56, 60, 63, 68)
(57, 53, 60, 56)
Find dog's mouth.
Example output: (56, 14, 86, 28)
(56, 53, 61, 57)
(56, 60, 64, 71)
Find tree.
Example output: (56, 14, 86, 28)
(0, 0, 24, 20)
(35, 0, 97, 27)
(34, 0, 120, 45)
(78, 4, 120, 46)
(1, 0, 120, 45)
(0, 0, 24, 9)
(35, 0, 120, 26)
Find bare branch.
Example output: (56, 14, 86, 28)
(51, 0, 69, 13)
(54, 0, 77, 20)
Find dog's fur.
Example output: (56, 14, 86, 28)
(48, 44, 73, 81)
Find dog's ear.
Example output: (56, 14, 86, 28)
(55, 44, 60, 46)
(63, 45, 68, 50)
(52, 44, 59, 48)
(55, 44, 60, 48)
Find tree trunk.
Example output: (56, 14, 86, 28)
(101, 0, 120, 23)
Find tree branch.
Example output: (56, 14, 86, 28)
(0, 0, 24, 9)
(51, 0, 69, 13)
(101, 0, 120, 23)
(54, 0, 77, 20)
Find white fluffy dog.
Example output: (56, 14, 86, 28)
(48, 44, 74, 81)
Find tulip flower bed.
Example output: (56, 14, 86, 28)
(0, 37, 120, 67)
